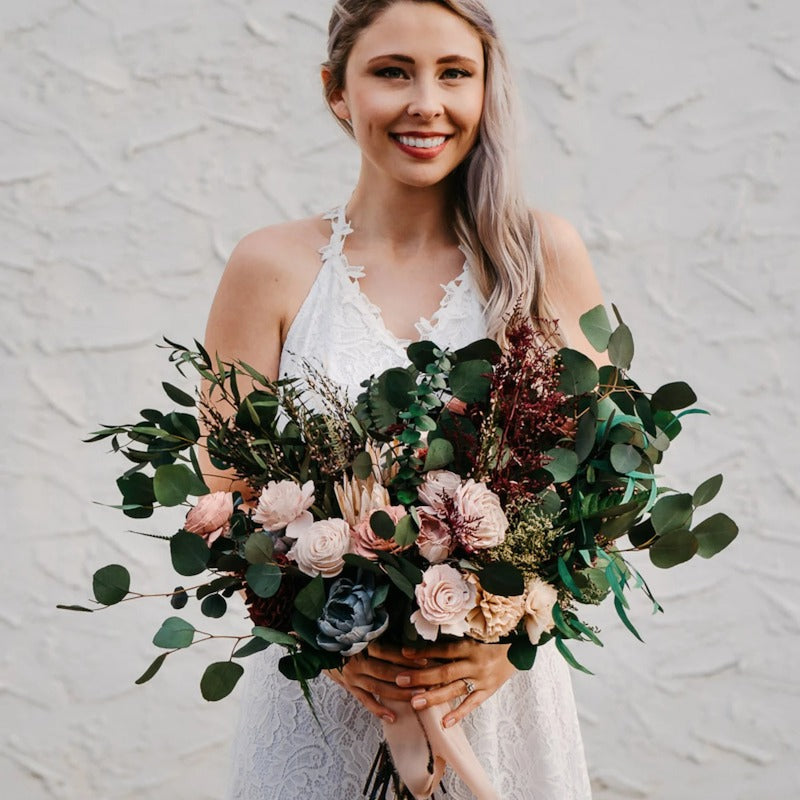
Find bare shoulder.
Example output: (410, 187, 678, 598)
(532, 209, 608, 363)
(203, 215, 329, 380)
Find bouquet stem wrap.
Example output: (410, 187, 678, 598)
(381, 698, 500, 800)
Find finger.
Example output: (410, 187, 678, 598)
(349, 674, 420, 702)
(395, 660, 465, 688)
(352, 656, 409, 683)
(441, 691, 487, 728)
(346, 685, 396, 723)
(402, 640, 476, 661)
(410, 679, 473, 709)
(369, 640, 428, 667)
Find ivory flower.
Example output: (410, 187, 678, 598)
(417, 470, 462, 511)
(253, 479, 315, 535)
(415, 507, 454, 564)
(288, 518, 350, 578)
(454, 479, 509, 550)
(184, 491, 233, 543)
(523, 577, 558, 645)
(335, 473, 391, 528)
(410, 564, 476, 641)
(351, 505, 408, 559)
(465, 573, 525, 643)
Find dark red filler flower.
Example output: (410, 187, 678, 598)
(482, 313, 573, 506)
(243, 552, 298, 631)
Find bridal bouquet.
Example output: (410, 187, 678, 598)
(62, 305, 737, 800)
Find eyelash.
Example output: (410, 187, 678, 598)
(374, 67, 471, 80)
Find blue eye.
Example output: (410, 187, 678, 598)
(375, 67, 407, 79)
(442, 68, 471, 80)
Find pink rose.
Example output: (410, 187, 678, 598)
(351, 505, 408, 560)
(417, 470, 462, 511)
(523, 577, 558, 644)
(184, 491, 233, 543)
(415, 507, 454, 564)
(288, 518, 350, 578)
(253, 479, 315, 535)
(453, 479, 508, 550)
(410, 564, 476, 641)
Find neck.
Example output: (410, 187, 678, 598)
(345, 170, 458, 254)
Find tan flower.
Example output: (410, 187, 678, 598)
(417, 470, 462, 511)
(410, 564, 476, 641)
(334, 473, 391, 528)
(454, 479, 509, 550)
(465, 573, 526, 643)
(288, 518, 350, 578)
(523, 577, 558, 644)
(351, 505, 409, 559)
(184, 492, 233, 543)
(415, 507, 454, 564)
(253, 479, 315, 533)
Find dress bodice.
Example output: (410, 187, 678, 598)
(278, 205, 488, 399)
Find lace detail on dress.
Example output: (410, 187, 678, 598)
(226, 206, 592, 800)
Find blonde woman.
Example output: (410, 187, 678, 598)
(207, 1, 602, 797)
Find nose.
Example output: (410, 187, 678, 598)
(406, 78, 443, 121)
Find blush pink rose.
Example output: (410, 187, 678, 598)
(184, 491, 233, 543)
(417, 470, 462, 511)
(253, 479, 315, 535)
(288, 518, 350, 578)
(415, 507, 454, 564)
(523, 577, 558, 644)
(410, 564, 476, 641)
(453, 479, 509, 550)
(351, 505, 408, 560)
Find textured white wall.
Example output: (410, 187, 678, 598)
(3, 1, 798, 798)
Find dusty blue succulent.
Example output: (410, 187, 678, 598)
(316, 578, 390, 657)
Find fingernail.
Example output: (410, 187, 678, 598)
(414, 658, 428, 666)
(382, 714, 395, 724)
(411, 696, 427, 709)
(396, 674, 411, 686)
(411, 688, 425, 696)
(443, 717, 456, 729)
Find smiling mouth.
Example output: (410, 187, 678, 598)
(390, 134, 452, 149)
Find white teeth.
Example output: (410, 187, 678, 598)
(396, 135, 447, 149)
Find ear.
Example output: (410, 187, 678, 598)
(321, 67, 350, 122)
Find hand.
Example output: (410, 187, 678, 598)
(323, 640, 430, 723)
(394, 640, 516, 729)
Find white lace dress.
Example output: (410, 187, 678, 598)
(226, 206, 592, 800)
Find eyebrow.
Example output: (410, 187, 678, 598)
(367, 54, 480, 68)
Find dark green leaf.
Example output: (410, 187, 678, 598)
(352, 451, 373, 480)
(693, 513, 738, 558)
(245, 563, 282, 598)
(557, 557, 583, 600)
(614, 595, 644, 642)
(384, 564, 415, 599)
(252, 626, 297, 646)
(117, 472, 155, 506)
(453, 338, 502, 364)
(479, 562, 524, 596)
(92, 564, 130, 605)
(170, 587, 188, 609)
(575, 412, 596, 462)
(56, 604, 94, 612)
(159, 412, 200, 443)
(651, 493, 694, 534)
(579, 305, 613, 352)
(628, 518, 656, 548)
(200, 661, 244, 701)
(649, 529, 698, 568)
(295, 574, 326, 619)
(557, 348, 599, 396)
(235, 391, 279, 432)
(343, 553, 383, 574)
(599, 506, 643, 541)
(232, 637, 271, 659)
(200, 593, 227, 618)
(162, 381, 196, 407)
(634, 395, 657, 437)
(383, 368, 416, 409)
(423, 438, 454, 471)
(371, 583, 390, 610)
(407, 341, 439, 371)
(552, 603, 580, 639)
(543, 448, 579, 483)
(449, 359, 492, 403)
(610, 443, 642, 474)
(170, 530, 210, 576)
(608, 324, 634, 370)
(244, 532, 274, 565)
(651, 382, 697, 412)
(554, 637, 593, 675)
(393, 514, 419, 547)
(279, 651, 324, 682)
(135, 653, 168, 685)
(507, 637, 538, 670)
(370, 509, 396, 541)
(152, 616, 195, 649)
(693, 474, 723, 507)
(154, 464, 208, 506)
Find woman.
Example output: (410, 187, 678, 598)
(207, 1, 602, 797)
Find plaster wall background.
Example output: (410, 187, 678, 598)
(2, 1, 798, 798)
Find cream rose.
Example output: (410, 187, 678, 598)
(415, 507, 454, 564)
(288, 518, 350, 578)
(253, 479, 315, 535)
(523, 577, 558, 644)
(184, 491, 233, 544)
(417, 470, 462, 511)
(465, 573, 525, 643)
(351, 505, 409, 559)
(454, 479, 509, 550)
(410, 564, 476, 641)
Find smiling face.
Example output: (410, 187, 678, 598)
(327, 1, 485, 189)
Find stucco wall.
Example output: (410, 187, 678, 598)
(2, 1, 798, 798)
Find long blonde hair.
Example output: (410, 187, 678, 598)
(323, 0, 560, 347)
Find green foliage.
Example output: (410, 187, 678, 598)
(507, 637, 538, 670)
(135, 653, 168, 685)
(92, 565, 131, 605)
(693, 474, 723, 507)
(370, 509, 396, 541)
(693, 513, 738, 558)
(152, 617, 195, 649)
(579, 305, 613, 352)
(449, 359, 492, 403)
(479, 561, 524, 596)
(423, 438, 454, 471)
(543, 448, 579, 482)
(245, 563, 282, 599)
(608, 324, 634, 370)
(651, 382, 697, 411)
(200, 661, 244, 701)
(244, 532, 274, 565)
(252, 626, 298, 646)
(558, 348, 599, 395)
(170, 530, 210, 576)
(649, 529, 698, 568)
(294, 575, 326, 619)
(154, 464, 208, 506)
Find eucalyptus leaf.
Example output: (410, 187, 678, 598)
(449, 359, 492, 403)
(543, 448, 579, 483)
(135, 653, 168, 685)
(244, 532, 274, 565)
(370, 509, 396, 541)
(152, 616, 195, 649)
(200, 661, 244, 701)
(579, 305, 613, 352)
(170, 530, 210, 576)
(608, 324, 634, 370)
(507, 637, 538, 670)
(479, 561, 524, 597)
(393, 514, 419, 547)
(252, 626, 298, 646)
(693, 474, 723, 507)
(245, 563, 282, 599)
(693, 513, 738, 558)
(407, 341, 438, 371)
(383, 368, 416, 409)
(423, 438, 454, 471)
(610, 443, 642, 474)
(649, 529, 698, 568)
(352, 450, 373, 480)
(557, 348, 599, 395)
(554, 637, 593, 675)
(651, 382, 697, 411)
(154, 464, 208, 506)
(232, 637, 271, 659)
(162, 381, 196, 407)
(575, 412, 596, 462)
(650, 493, 694, 535)
(453, 338, 502, 364)
(294, 575, 326, 619)
(384, 564, 415, 599)
(200, 593, 227, 618)
(92, 564, 131, 606)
